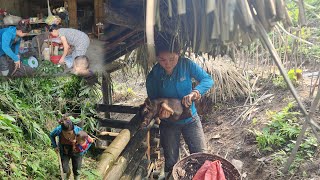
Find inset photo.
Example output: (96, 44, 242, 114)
(0, 0, 105, 79)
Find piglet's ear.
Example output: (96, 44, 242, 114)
(145, 98, 151, 106)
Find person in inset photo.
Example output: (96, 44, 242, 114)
(49, 24, 90, 69)
(0, 20, 30, 76)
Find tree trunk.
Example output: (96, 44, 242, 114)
(97, 129, 131, 176)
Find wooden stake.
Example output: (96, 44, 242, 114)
(147, 131, 151, 161)
(57, 152, 64, 180)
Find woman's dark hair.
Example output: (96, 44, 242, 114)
(49, 24, 61, 32)
(59, 117, 74, 131)
(76, 131, 88, 141)
(155, 32, 181, 56)
(16, 19, 30, 33)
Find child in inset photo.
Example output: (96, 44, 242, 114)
(74, 131, 94, 156)
(72, 55, 98, 85)
(72, 55, 91, 76)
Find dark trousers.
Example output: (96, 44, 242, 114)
(61, 153, 82, 176)
(0, 55, 10, 71)
(160, 114, 206, 172)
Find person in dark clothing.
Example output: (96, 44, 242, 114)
(50, 117, 83, 180)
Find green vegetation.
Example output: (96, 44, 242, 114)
(272, 68, 302, 89)
(252, 103, 317, 173)
(36, 60, 65, 76)
(0, 76, 102, 179)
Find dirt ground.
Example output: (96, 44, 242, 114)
(196, 77, 319, 180)
(109, 67, 320, 180)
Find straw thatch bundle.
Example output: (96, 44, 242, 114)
(192, 55, 250, 103)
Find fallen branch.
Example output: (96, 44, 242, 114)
(276, 24, 314, 46)
(231, 92, 273, 125)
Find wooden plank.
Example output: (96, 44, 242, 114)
(97, 113, 142, 135)
(105, 33, 145, 63)
(67, 0, 78, 28)
(97, 104, 140, 114)
(106, 30, 138, 50)
(98, 118, 129, 129)
(105, 0, 144, 30)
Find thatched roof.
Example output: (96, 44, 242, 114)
(103, 0, 305, 64)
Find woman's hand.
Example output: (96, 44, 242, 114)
(54, 147, 59, 153)
(59, 57, 65, 64)
(182, 90, 200, 107)
(158, 102, 174, 119)
(159, 107, 172, 119)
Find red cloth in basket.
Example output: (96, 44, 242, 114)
(192, 160, 226, 180)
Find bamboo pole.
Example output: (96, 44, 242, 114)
(99, 131, 119, 136)
(283, 87, 320, 173)
(146, 0, 156, 62)
(103, 120, 155, 179)
(57, 152, 64, 180)
(238, 0, 254, 29)
(275, 0, 285, 21)
(97, 129, 131, 176)
(296, 0, 307, 26)
(168, 0, 173, 17)
(256, 18, 320, 131)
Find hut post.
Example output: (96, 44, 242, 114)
(66, 0, 78, 29)
(102, 73, 112, 118)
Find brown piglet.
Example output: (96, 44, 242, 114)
(140, 98, 192, 127)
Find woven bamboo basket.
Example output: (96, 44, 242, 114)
(172, 153, 241, 180)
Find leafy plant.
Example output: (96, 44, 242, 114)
(272, 69, 302, 89)
(252, 102, 318, 173)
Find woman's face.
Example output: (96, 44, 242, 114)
(50, 29, 59, 37)
(76, 136, 85, 144)
(157, 52, 179, 74)
(62, 130, 74, 138)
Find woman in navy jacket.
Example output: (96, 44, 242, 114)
(0, 20, 29, 76)
(146, 34, 214, 176)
